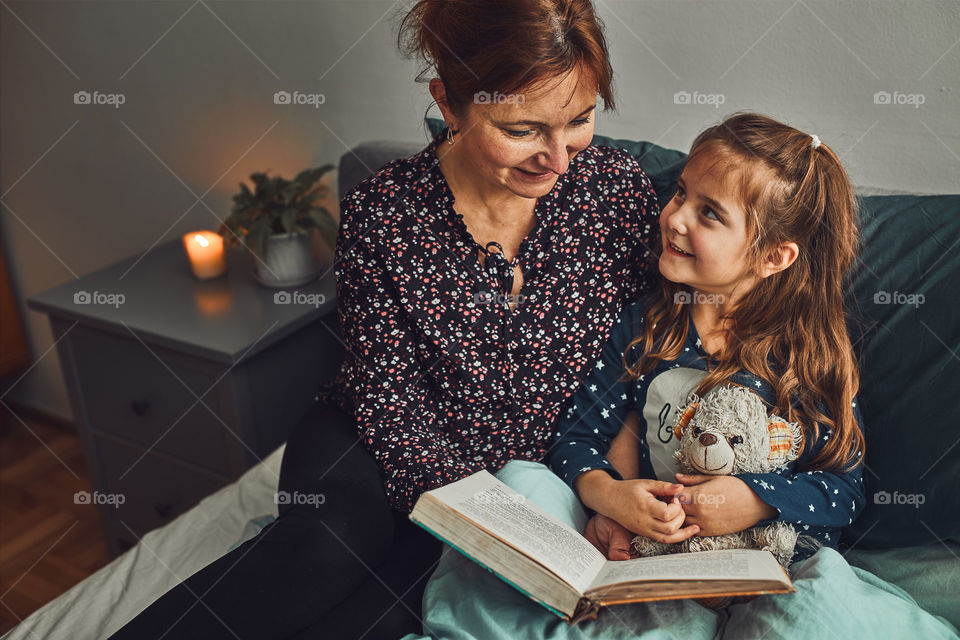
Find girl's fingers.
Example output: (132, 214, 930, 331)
(657, 524, 701, 544)
(657, 499, 683, 522)
(647, 494, 683, 521)
(648, 509, 687, 536)
(676, 472, 711, 485)
(646, 481, 685, 497)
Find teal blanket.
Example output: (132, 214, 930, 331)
(401, 461, 959, 640)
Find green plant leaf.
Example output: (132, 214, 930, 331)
(280, 209, 297, 234)
(281, 184, 300, 207)
(246, 215, 273, 256)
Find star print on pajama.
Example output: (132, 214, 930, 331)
(317, 127, 661, 512)
(545, 294, 867, 563)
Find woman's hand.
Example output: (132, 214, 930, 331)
(575, 471, 700, 543)
(675, 473, 778, 536)
(583, 514, 638, 561)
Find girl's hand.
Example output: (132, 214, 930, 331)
(583, 513, 638, 561)
(575, 471, 700, 543)
(675, 473, 778, 536)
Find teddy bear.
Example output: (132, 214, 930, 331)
(631, 384, 814, 568)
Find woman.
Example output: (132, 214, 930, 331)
(109, 1, 658, 638)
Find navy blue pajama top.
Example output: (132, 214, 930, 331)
(546, 295, 867, 563)
(318, 127, 661, 512)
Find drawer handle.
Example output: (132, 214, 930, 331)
(154, 501, 173, 518)
(131, 399, 150, 416)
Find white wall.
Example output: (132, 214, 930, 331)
(2, 0, 958, 421)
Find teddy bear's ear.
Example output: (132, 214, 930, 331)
(673, 400, 700, 440)
(766, 415, 803, 467)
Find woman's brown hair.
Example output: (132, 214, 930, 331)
(625, 112, 864, 474)
(398, 0, 615, 120)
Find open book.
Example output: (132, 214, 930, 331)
(409, 470, 794, 624)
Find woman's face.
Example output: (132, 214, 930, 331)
(435, 66, 598, 200)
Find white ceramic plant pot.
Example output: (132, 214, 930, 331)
(251, 232, 322, 288)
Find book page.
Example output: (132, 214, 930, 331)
(428, 471, 605, 593)
(588, 549, 788, 591)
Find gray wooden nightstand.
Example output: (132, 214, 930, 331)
(28, 239, 345, 557)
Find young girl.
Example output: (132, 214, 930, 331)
(547, 112, 867, 566)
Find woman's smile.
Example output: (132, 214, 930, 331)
(513, 166, 555, 183)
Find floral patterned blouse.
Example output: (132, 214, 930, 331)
(318, 126, 660, 511)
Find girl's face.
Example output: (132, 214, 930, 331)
(658, 150, 762, 300)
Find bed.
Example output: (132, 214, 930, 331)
(5, 122, 959, 639)
(1, 443, 285, 640)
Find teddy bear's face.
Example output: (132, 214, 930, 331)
(673, 385, 802, 476)
(682, 418, 746, 475)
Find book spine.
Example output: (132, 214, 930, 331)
(569, 597, 602, 626)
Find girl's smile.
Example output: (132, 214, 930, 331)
(665, 241, 694, 257)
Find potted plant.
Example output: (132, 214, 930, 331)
(219, 166, 338, 288)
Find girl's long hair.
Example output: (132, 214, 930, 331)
(625, 112, 864, 473)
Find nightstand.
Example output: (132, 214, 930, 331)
(28, 239, 345, 557)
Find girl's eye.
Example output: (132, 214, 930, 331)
(693, 426, 703, 436)
(505, 117, 592, 138)
(729, 435, 743, 446)
(673, 185, 685, 201)
(702, 207, 721, 221)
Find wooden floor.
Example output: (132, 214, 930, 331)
(0, 404, 111, 635)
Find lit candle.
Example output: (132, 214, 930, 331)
(182, 231, 226, 280)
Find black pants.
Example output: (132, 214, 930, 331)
(107, 401, 442, 640)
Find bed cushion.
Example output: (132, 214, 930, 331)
(845, 543, 960, 630)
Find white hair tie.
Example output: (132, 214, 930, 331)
(810, 134, 822, 149)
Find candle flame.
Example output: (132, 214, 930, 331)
(194, 234, 209, 247)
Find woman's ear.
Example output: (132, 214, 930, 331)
(429, 78, 461, 131)
(759, 241, 799, 279)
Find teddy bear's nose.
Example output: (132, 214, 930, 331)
(698, 432, 717, 446)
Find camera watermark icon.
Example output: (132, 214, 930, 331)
(274, 490, 325, 507)
(673, 291, 725, 306)
(873, 290, 924, 308)
(873, 490, 925, 508)
(273, 291, 326, 307)
(74, 290, 125, 308)
(73, 90, 126, 109)
(473, 90, 526, 105)
(273, 90, 326, 108)
(473, 290, 527, 307)
(673, 91, 725, 109)
(873, 91, 925, 109)
(74, 490, 125, 508)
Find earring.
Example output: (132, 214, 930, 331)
(446, 125, 455, 145)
